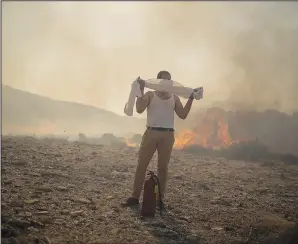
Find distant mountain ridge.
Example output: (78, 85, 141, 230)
(2, 85, 146, 136)
(2, 85, 297, 155)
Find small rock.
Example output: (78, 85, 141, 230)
(70, 210, 85, 217)
(75, 198, 91, 204)
(112, 207, 120, 213)
(28, 226, 39, 232)
(36, 186, 52, 192)
(258, 187, 269, 193)
(106, 196, 113, 200)
(111, 228, 121, 235)
(92, 189, 101, 194)
(14, 180, 23, 187)
(31, 190, 43, 196)
(24, 199, 40, 205)
(36, 207, 48, 211)
(30, 220, 44, 228)
(219, 199, 232, 206)
(30, 172, 41, 177)
(153, 228, 180, 239)
(178, 216, 191, 222)
(210, 200, 218, 205)
(212, 226, 224, 231)
(55, 186, 68, 191)
(38, 217, 53, 225)
(185, 234, 199, 243)
(88, 240, 106, 244)
(238, 202, 245, 208)
(36, 211, 49, 215)
(54, 219, 65, 225)
(225, 226, 234, 231)
(42, 236, 51, 244)
(287, 216, 293, 221)
(60, 210, 70, 215)
(174, 175, 183, 180)
(104, 210, 114, 217)
(40, 171, 69, 178)
(18, 212, 32, 218)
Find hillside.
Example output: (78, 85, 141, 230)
(2, 85, 145, 136)
(2, 85, 298, 155)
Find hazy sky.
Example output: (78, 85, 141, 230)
(3, 2, 298, 115)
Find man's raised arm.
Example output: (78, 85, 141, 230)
(136, 91, 151, 113)
(174, 94, 194, 119)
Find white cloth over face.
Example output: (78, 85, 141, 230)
(124, 78, 204, 116)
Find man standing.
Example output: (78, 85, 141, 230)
(122, 71, 196, 210)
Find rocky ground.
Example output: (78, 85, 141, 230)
(1, 136, 298, 244)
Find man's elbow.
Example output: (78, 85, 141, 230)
(178, 113, 187, 120)
(136, 106, 145, 114)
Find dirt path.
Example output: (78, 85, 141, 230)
(1, 136, 298, 244)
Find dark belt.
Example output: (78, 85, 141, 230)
(147, 126, 174, 132)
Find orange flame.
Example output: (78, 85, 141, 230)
(124, 137, 138, 147)
(174, 108, 233, 149)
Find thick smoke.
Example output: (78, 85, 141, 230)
(3, 2, 298, 115)
(148, 2, 298, 113)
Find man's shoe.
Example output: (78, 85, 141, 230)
(121, 197, 139, 207)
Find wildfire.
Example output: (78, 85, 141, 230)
(174, 108, 233, 150)
(124, 137, 138, 147)
(173, 129, 198, 149)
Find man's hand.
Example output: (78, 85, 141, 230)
(189, 88, 200, 100)
(137, 77, 146, 95)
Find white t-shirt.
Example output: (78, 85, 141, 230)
(146, 92, 175, 129)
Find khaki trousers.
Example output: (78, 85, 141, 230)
(132, 129, 175, 200)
